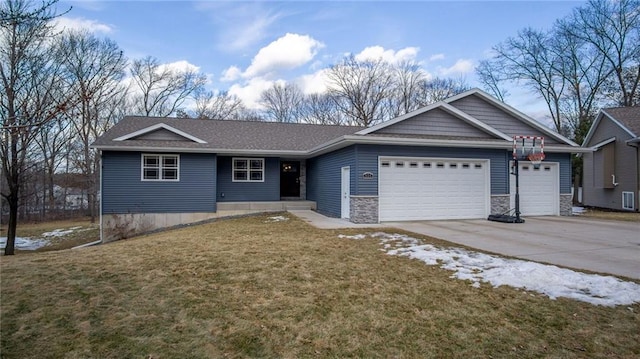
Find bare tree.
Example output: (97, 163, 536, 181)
(327, 56, 395, 127)
(193, 89, 245, 120)
(298, 93, 345, 125)
(34, 114, 72, 215)
(384, 61, 427, 118)
(476, 59, 510, 102)
(0, 0, 71, 255)
(415, 77, 470, 107)
(568, 0, 640, 107)
(129, 56, 206, 117)
(259, 82, 304, 123)
(479, 28, 568, 133)
(55, 29, 127, 222)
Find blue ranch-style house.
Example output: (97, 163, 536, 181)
(92, 89, 587, 241)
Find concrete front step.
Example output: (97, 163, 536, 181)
(217, 201, 316, 212)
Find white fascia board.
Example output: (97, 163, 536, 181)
(354, 101, 446, 135)
(590, 137, 616, 150)
(446, 89, 579, 146)
(113, 123, 207, 144)
(440, 103, 512, 141)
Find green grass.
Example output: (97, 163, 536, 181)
(1, 214, 638, 358)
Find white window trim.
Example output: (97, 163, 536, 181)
(141, 154, 180, 182)
(622, 191, 635, 210)
(232, 157, 265, 183)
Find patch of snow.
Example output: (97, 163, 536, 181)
(265, 216, 289, 223)
(338, 234, 367, 240)
(41, 228, 76, 237)
(572, 206, 586, 215)
(0, 236, 50, 250)
(340, 232, 640, 307)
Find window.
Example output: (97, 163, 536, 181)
(233, 158, 264, 182)
(622, 192, 635, 210)
(142, 154, 179, 181)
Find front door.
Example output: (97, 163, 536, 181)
(280, 161, 300, 197)
(341, 166, 350, 219)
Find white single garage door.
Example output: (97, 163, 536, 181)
(379, 157, 490, 221)
(510, 161, 559, 216)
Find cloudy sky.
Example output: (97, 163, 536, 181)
(56, 0, 583, 123)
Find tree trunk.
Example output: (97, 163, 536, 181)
(4, 194, 18, 255)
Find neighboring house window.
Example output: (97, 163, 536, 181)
(622, 192, 634, 210)
(142, 154, 179, 181)
(233, 158, 264, 182)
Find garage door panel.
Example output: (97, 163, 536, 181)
(510, 162, 559, 216)
(379, 157, 489, 221)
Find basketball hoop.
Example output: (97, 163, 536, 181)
(527, 152, 545, 169)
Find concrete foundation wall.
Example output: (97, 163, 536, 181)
(102, 201, 316, 242)
(350, 196, 379, 224)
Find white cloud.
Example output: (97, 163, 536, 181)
(438, 59, 475, 76)
(221, 66, 242, 82)
(228, 77, 278, 109)
(243, 33, 324, 78)
(157, 60, 200, 74)
(354, 46, 419, 64)
(297, 68, 331, 95)
(229, 12, 281, 52)
(429, 53, 445, 61)
(53, 17, 113, 34)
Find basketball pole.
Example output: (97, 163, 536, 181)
(514, 158, 524, 223)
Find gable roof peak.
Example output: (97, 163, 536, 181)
(113, 122, 207, 144)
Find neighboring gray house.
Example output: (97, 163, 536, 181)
(582, 107, 640, 211)
(92, 89, 585, 241)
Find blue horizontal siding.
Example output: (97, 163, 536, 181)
(217, 157, 280, 201)
(352, 144, 510, 195)
(543, 152, 572, 193)
(102, 151, 216, 214)
(307, 146, 356, 218)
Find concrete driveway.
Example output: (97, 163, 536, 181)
(388, 216, 640, 280)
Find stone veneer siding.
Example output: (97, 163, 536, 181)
(490, 195, 510, 215)
(350, 196, 379, 223)
(560, 194, 572, 216)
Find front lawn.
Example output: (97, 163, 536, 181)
(1, 214, 638, 358)
(0, 218, 99, 253)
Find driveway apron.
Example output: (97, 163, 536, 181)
(388, 216, 640, 280)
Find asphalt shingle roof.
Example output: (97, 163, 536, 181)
(604, 107, 640, 137)
(92, 116, 364, 152)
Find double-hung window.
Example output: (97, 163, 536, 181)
(233, 158, 264, 182)
(142, 154, 179, 181)
(622, 191, 635, 210)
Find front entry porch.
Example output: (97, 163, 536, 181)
(217, 200, 316, 212)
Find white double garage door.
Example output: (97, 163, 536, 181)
(378, 157, 559, 221)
